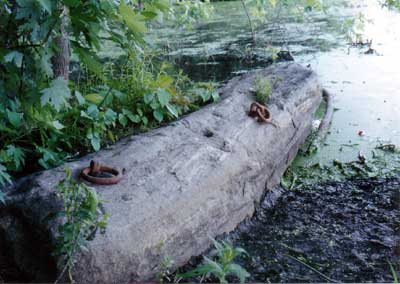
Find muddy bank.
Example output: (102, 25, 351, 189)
(227, 177, 400, 283)
(179, 177, 399, 283)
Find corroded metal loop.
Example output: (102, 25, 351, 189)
(81, 160, 123, 185)
(248, 102, 272, 123)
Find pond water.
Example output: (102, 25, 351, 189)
(148, 0, 400, 165)
(152, 0, 400, 282)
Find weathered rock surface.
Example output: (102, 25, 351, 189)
(0, 63, 321, 283)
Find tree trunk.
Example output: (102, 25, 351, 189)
(51, 6, 70, 80)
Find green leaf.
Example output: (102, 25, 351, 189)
(85, 93, 104, 105)
(39, 52, 53, 77)
(87, 129, 101, 151)
(153, 110, 164, 122)
(118, 113, 127, 127)
(166, 103, 179, 118)
(141, 11, 158, 19)
(144, 92, 154, 104)
(87, 188, 99, 215)
(4, 51, 23, 67)
(6, 110, 23, 128)
(75, 91, 86, 105)
(0, 164, 11, 199)
(36, 0, 52, 13)
(227, 263, 250, 284)
(75, 47, 102, 75)
(211, 91, 220, 102)
(3, 145, 25, 171)
(86, 104, 99, 118)
(123, 109, 140, 123)
(156, 88, 170, 107)
(153, 0, 170, 11)
(156, 74, 174, 88)
(52, 120, 64, 130)
(119, 1, 147, 34)
(104, 109, 117, 125)
(40, 77, 71, 111)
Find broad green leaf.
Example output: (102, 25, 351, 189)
(153, 110, 164, 122)
(104, 109, 117, 124)
(40, 77, 71, 111)
(87, 129, 101, 151)
(123, 109, 140, 123)
(85, 93, 103, 105)
(75, 91, 86, 105)
(156, 88, 170, 107)
(86, 104, 99, 118)
(119, 1, 147, 34)
(118, 113, 127, 127)
(6, 110, 23, 127)
(144, 92, 154, 104)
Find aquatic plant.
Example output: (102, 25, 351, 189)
(178, 239, 250, 284)
(282, 144, 400, 190)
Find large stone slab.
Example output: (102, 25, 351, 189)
(0, 63, 322, 283)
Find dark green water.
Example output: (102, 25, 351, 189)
(147, 0, 400, 166)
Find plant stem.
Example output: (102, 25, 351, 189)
(285, 254, 338, 283)
(241, 0, 256, 47)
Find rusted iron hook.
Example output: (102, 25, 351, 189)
(81, 160, 123, 185)
(248, 102, 272, 124)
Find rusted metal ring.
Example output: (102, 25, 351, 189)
(248, 102, 272, 123)
(81, 160, 123, 185)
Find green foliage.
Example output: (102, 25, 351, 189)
(253, 76, 272, 104)
(0, 0, 165, 188)
(341, 13, 369, 45)
(0, 0, 216, 199)
(170, 0, 214, 28)
(54, 167, 109, 282)
(40, 77, 71, 111)
(179, 239, 250, 284)
(383, 0, 400, 10)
